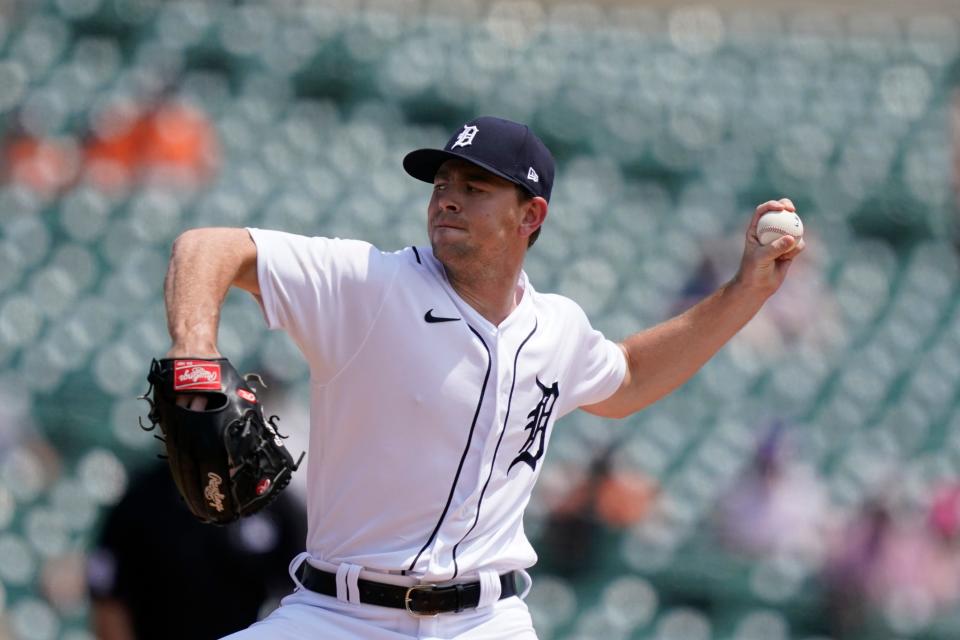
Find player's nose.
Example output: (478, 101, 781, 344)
(435, 189, 461, 213)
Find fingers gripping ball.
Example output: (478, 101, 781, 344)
(139, 358, 304, 524)
(757, 210, 803, 247)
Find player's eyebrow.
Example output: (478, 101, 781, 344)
(434, 165, 499, 184)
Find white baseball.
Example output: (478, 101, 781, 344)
(756, 210, 803, 246)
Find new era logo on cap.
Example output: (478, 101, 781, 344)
(403, 116, 555, 202)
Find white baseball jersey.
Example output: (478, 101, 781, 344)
(248, 228, 626, 583)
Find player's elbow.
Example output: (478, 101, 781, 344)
(169, 227, 260, 294)
(581, 397, 647, 420)
(171, 227, 254, 262)
(581, 375, 660, 419)
(169, 228, 208, 265)
(170, 227, 221, 256)
(581, 402, 630, 420)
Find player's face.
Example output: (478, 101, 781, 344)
(428, 159, 528, 267)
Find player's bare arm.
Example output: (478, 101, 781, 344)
(583, 199, 805, 419)
(164, 227, 259, 358)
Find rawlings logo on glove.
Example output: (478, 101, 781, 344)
(139, 357, 304, 524)
(174, 361, 222, 390)
(204, 472, 226, 512)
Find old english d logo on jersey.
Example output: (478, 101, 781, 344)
(508, 377, 559, 473)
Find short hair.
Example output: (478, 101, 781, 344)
(517, 186, 541, 248)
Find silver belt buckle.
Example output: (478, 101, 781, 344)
(404, 584, 441, 617)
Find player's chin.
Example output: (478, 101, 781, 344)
(430, 227, 467, 248)
(430, 234, 471, 263)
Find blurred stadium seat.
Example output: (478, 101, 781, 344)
(1, 1, 960, 638)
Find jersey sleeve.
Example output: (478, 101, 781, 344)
(246, 228, 397, 383)
(556, 300, 627, 417)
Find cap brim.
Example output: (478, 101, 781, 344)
(402, 148, 525, 192)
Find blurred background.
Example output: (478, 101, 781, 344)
(1, 0, 960, 638)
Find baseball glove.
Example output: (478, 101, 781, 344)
(139, 358, 304, 524)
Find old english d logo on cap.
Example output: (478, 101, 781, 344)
(402, 116, 555, 202)
(451, 125, 479, 149)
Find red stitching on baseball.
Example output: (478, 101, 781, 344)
(761, 226, 798, 235)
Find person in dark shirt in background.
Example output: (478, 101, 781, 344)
(86, 461, 306, 640)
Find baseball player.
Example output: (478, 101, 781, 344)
(162, 116, 804, 639)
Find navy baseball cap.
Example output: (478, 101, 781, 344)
(403, 116, 555, 202)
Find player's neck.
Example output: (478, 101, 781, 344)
(442, 259, 524, 327)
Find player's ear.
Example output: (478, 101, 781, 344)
(519, 197, 548, 240)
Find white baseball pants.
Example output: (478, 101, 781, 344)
(221, 555, 539, 640)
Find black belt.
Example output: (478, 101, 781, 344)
(296, 563, 519, 617)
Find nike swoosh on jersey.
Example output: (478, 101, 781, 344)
(424, 309, 460, 323)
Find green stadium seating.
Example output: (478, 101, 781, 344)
(1, 2, 960, 638)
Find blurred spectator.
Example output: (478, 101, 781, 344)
(86, 461, 306, 640)
(83, 98, 219, 193)
(2, 134, 80, 199)
(41, 550, 88, 617)
(537, 445, 658, 578)
(712, 421, 831, 560)
(3, 97, 219, 198)
(952, 63, 960, 249)
(674, 227, 839, 354)
(0, 432, 64, 506)
(822, 485, 960, 638)
(669, 258, 722, 318)
(821, 498, 893, 637)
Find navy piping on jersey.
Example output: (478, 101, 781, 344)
(408, 324, 492, 573)
(411, 246, 422, 264)
(450, 319, 538, 580)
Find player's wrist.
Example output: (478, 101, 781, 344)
(166, 341, 221, 359)
(728, 270, 778, 302)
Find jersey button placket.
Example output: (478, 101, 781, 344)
(459, 339, 509, 559)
